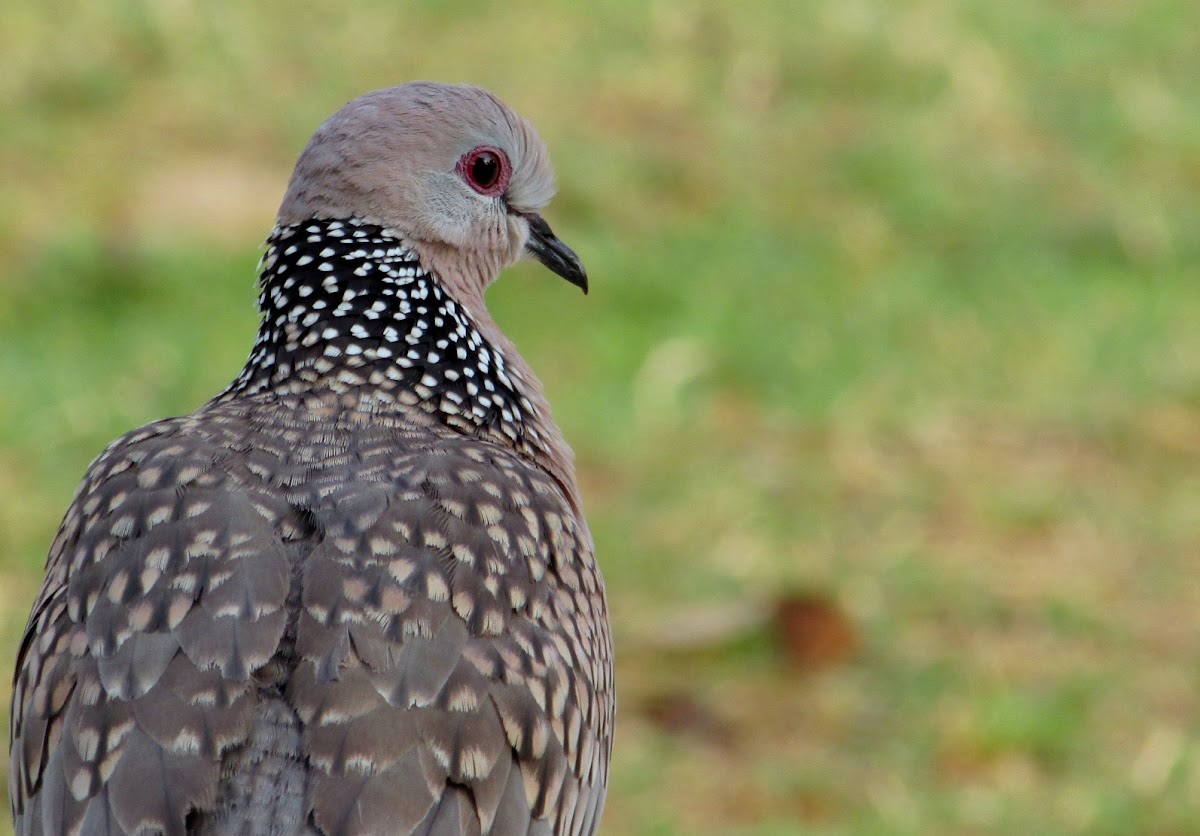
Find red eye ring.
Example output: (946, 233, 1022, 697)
(457, 145, 511, 197)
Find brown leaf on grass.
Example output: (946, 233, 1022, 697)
(641, 692, 735, 749)
(774, 593, 859, 669)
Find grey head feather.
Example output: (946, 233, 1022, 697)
(277, 82, 556, 273)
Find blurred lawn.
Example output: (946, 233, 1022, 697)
(2, 1, 1199, 833)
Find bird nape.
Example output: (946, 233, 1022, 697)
(10, 82, 612, 836)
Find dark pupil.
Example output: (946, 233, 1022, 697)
(471, 152, 499, 187)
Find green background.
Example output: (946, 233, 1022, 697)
(1, 1, 1198, 833)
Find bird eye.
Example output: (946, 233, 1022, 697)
(457, 146, 511, 197)
(471, 152, 500, 187)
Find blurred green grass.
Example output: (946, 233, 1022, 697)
(2, 1, 1199, 833)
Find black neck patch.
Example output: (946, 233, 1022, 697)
(219, 218, 542, 450)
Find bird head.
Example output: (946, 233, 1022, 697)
(277, 82, 587, 296)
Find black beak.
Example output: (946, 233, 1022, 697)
(525, 214, 588, 294)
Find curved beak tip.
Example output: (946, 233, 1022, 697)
(525, 214, 588, 295)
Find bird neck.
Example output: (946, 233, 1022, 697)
(216, 217, 581, 509)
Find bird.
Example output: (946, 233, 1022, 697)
(9, 82, 613, 836)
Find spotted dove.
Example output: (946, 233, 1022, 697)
(10, 82, 613, 836)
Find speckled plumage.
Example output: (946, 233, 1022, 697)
(223, 220, 550, 461)
(11, 83, 612, 835)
